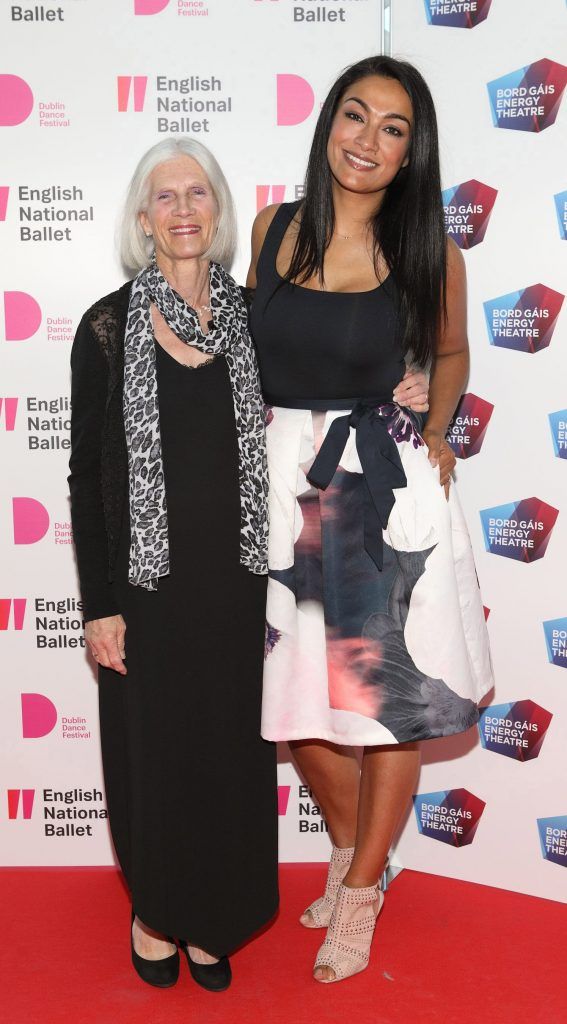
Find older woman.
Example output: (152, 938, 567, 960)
(68, 138, 277, 991)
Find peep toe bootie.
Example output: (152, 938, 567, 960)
(300, 846, 354, 928)
(313, 882, 384, 984)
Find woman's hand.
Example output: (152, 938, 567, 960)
(422, 428, 456, 496)
(393, 367, 429, 412)
(85, 615, 127, 675)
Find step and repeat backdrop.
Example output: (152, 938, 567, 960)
(392, 0, 567, 902)
(1, 0, 566, 903)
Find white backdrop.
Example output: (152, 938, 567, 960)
(1, 0, 566, 903)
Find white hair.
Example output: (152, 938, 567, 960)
(119, 137, 237, 272)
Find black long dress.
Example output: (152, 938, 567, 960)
(98, 341, 278, 956)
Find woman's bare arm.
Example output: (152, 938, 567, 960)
(422, 239, 469, 485)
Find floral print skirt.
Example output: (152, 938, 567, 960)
(261, 403, 493, 746)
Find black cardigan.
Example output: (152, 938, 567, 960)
(68, 281, 254, 623)
(68, 282, 131, 622)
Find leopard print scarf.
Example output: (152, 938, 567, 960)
(123, 261, 268, 589)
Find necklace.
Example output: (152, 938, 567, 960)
(333, 229, 370, 244)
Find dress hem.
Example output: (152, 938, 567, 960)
(261, 720, 480, 747)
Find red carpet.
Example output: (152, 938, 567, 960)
(0, 865, 563, 1024)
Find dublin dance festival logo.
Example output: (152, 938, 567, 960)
(487, 58, 567, 132)
(134, 0, 170, 12)
(0, 74, 34, 126)
(478, 701, 552, 762)
(413, 788, 485, 847)
(276, 75, 314, 125)
(484, 284, 564, 354)
(446, 393, 493, 459)
(423, 0, 492, 28)
(21, 694, 58, 739)
(442, 180, 497, 249)
(480, 498, 558, 563)
(3, 291, 42, 341)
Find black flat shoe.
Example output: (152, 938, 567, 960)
(182, 944, 232, 992)
(131, 914, 180, 988)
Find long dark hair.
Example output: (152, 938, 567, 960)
(285, 56, 446, 367)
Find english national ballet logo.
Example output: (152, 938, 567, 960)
(0, 186, 9, 221)
(442, 180, 497, 248)
(537, 816, 567, 867)
(0, 74, 34, 126)
(487, 59, 567, 133)
(0, 397, 18, 431)
(117, 76, 148, 113)
(484, 284, 564, 354)
(446, 393, 494, 459)
(413, 788, 485, 847)
(278, 785, 290, 815)
(543, 617, 567, 670)
(478, 701, 552, 762)
(423, 0, 492, 29)
(257, 185, 286, 211)
(548, 409, 567, 460)
(480, 498, 559, 563)
(554, 191, 567, 240)
(256, 184, 305, 212)
(0, 598, 27, 631)
(2, 291, 42, 341)
(7, 789, 35, 820)
(277, 74, 314, 126)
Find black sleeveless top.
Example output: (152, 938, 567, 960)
(250, 201, 406, 404)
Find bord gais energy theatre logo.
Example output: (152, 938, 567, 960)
(480, 498, 558, 563)
(413, 789, 485, 847)
(554, 191, 567, 240)
(423, 0, 492, 29)
(442, 180, 497, 248)
(484, 284, 564, 354)
(537, 816, 567, 868)
(549, 409, 567, 460)
(446, 393, 493, 459)
(478, 701, 552, 762)
(487, 58, 567, 132)
(543, 617, 567, 670)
